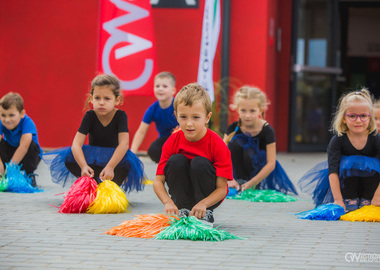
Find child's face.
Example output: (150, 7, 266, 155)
(154, 77, 175, 102)
(91, 86, 121, 117)
(176, 101, 212, 142)
(0, 105, 25, 131)
(237, 99, 263, 127)
(374, 108, 380, 131)
(343, 101, 371, 135)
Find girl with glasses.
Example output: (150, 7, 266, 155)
(299, 89, 380, 211)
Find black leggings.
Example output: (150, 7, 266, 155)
(0, 139, 41, 175)
(164, 154, 222, 210)
(147, 136, 170, 163)
(342, 173, 380, 200)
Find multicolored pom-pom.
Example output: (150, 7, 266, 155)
(1, 163, 42, 193)
(340, 205, 380, 222)
(106, 214, 179, 238)
(155, 216, 244, 241)
(87, 180, 130, 214)
(58, 176, 97, 213)
(227, 189, 297, 202)
(295, 203, 345, 221)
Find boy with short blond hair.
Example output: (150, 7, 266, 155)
(131, 71, 178, 163)
(153, 83, 233, 227)
(0, 92, 42, 186)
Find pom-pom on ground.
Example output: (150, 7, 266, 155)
(58, 176, 97, 213)
(0, 174, 8, 191)
(87, 180, 130, 214)
(227, 189, 297, 202)
(106, 214, 179, 238)
(155, 216, 244, 241)
(3, 163, 42, 193)
(295, 203, 345, 221)
(340, 205, 380, 222)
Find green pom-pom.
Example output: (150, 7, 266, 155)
(0, 174, 8, 191)
(228, 189, 297, 202)
(155, 216, 244, 241)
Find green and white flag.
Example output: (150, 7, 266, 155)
(197, 0, 220, 102)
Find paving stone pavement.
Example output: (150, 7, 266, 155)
(1, 152, 380, 269)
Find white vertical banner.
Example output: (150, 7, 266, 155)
(197, 0, 221, 102)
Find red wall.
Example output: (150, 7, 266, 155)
(0, 0, 291, 151)
(228, 0, 291, 151)
(0, 0, 100, 148)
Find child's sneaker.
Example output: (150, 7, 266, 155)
(29, 174, 38, 187)
(359, 198, 371, 208)
(200, 209, 214, 227)
(344, 198, 359, 212)
(178, 208, 190, 218)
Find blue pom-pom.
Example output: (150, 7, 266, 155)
(295, 203, 345, 221)
(5, 163, 42, 193)
(227, 187, 238, 197)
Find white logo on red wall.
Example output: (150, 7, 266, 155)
(99, 0, 157, 95)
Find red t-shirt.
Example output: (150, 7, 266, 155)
(156, 129, 233, 180)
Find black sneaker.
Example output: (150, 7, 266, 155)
(178, 208, 190, 218)
(29, 174, 38, 187)
(200, 209, 214, 227)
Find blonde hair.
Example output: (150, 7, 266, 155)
(85, 74, 123, 109)
(0, 92, 24, 112)
(173, 83, 212, 115)
(331, 88, 376, 136)
(224, 86, 269, 144)
(155, 71, 176, 87)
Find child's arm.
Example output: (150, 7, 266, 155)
(0, 136, 3, 174)
(10, 133, 33, 164)
(153, 174, 179, 215)
(241, 142, 276, 190)
(71, 132, 94, 178)
(0, 154, 4, 175)
(100, 132, 129, 181)
(329, 172, 345, 209)
(190, 176, 228, 219)
(371, 183, 380, 206)
(130, 122, 150, 153)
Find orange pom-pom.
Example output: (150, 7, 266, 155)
(106, 214, 179, 238)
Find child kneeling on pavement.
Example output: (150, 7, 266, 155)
(153, 83, 233, 227)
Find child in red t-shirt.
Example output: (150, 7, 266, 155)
(153, 83, 233, 227)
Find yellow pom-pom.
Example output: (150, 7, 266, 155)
(340, 205, 380, 222)
(143, 178, 153, 185)
(87, 180, 130, 214)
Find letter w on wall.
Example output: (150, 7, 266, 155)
(99, 0, 157, 96)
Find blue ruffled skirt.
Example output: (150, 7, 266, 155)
(42, 145, 144, 193)
(298, 155, 380, 206)
(230, 133, 298, 195)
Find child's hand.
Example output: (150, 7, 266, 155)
(228, 179, 240, 190)
(190, 202, 207, 219)
(81, 165, 94, 178)
(334, 199, 346, 210)
(241, 180, 256, 191)
(371, 196, 380, 207)
(0, 162, 4, 175)
(164, 202, 179, 216)
(100, 166, 114, 181)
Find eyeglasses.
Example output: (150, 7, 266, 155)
(345, 113, 371, 122)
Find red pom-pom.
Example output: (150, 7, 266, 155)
(59, 176, 97, 213)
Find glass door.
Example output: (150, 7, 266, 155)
(289, 0, 341, 152)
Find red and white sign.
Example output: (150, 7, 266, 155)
(99, 0, 157, 96)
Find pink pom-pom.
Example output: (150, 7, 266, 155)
(59, 176, 97, 213)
